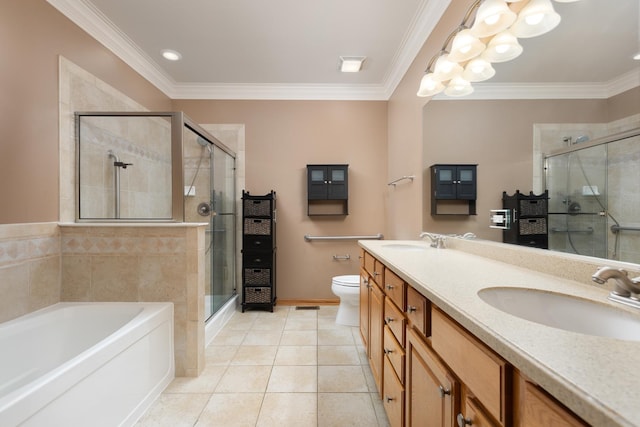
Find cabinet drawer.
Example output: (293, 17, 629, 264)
(384, 268, 406, 310)
(460, 396, 495, 427)
(384, 297, 406, 347)
(242, 252, 273, 268)
(383, 357, 405, 427)
(243, 235, 273, 251)
(431, 308, 508, 426)
(521, 381, 587, 427)
(383, 325, 405, 384)
(364, 251, 375, 276)
(406, 286, 430, 337)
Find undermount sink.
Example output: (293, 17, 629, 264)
(381, 243, 427, 251)
(478, 287, 640, 341)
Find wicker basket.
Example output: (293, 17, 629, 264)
(244, 268, 271, 285)
(243, 218, 271, 235)
(245, 286, 272, 304)
(243, 199, 272, 217)
(519, 218, 547, 235)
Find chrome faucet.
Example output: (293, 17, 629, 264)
(592, 266, 640, 298)
(419, 232, 446, 249)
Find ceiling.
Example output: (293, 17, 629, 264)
(49, 0, 639, 100)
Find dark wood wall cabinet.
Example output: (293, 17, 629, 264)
(307, 164, 348, 216)
(430, 164, 477, 216)
(241, 190, 276, 312)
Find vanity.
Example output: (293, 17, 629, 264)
(359, 238, 640, 427)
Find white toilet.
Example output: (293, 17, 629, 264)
(331, 275, 360, 326)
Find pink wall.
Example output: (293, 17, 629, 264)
(0, 0, 171, 224)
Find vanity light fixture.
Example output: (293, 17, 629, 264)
(161, 49, 182, 61)
(417, 0, 581, 98)
(339, 56, 366, 73)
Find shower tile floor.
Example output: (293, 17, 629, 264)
(136, 305, 390, 427)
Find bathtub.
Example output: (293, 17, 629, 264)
(0, 302, 174, 427)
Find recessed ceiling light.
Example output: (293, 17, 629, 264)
(339, 56, 366, 73)
(634, 52, 640, 61)
(161, 49, 182, 61)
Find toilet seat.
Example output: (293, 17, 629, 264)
(332, 275, 360, 287)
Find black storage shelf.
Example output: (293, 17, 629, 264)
(502, 190, 549, 249)
(241, 190, 276, 312)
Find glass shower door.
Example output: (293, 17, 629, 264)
(209, 145, 236, 317)
(546, 144, 608, 258)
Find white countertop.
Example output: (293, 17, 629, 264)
(359, 239, 640, 427)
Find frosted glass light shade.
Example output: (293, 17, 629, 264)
(471, 0, 517, 37)
(511, 0, 561, 38)
(553, 0, 581, 2)
(462, 58, 496, 82)
(482, 30, 523, 62)
(448, 29, 486, 62)
(433, 54, 463, 81)
(444, 75, 474, 97)
(417, 73, 445, 97)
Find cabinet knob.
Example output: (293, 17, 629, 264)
(385, 284, 394, 290)
(363, 278, 369, 285)
(385, 396, 395, 403)
(384, 348, 394, 355)
(438, 385, 451, 398)
(407, 306, 417, 313)
(457, 414, 472, 426)
(373, 271, 380, 277)
(385, 316, 394, 324)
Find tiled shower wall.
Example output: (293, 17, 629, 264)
(0, 223, 61, 323)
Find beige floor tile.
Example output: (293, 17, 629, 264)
(215, 365, 272, 392)
(284, 317, 317, 330)
(318, 328, 355, 345)
(317, 306, 339, 317)
(318, 345, 361, 365)
(195, 393, 263, 427)
(224, 314, 256, 331)
(287, 308, 318, 319)
(205, 345, 238, 366)
(274, 345, 317, 365)
(164, 365, 227, 393)
(256, 305, 290, 318)
(231, 345, 278, 365)
(250, 316, 286, 331)
(317, 316, 342, 330)
(210, 330, 246, 346)
(135, 393, 210, 427)
(242, 330, 282, 345)
(256, 393, 317, 427)
(267, 365, 317, 392)
(280, 330, 317, 345)
(318, 393, 378, 427)
(318, 365, 369, 392)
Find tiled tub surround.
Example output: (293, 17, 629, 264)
(0, 223, 61, 323)
(360, 238, 640, 427)
(59, 223, 206, 377)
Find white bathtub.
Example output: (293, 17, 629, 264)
(0, 302, 174, 427)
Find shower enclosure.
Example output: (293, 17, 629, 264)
(76, 112, 237, 320)
(544, 128, 640, 263)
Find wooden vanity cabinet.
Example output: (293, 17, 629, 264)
(369, 276, 385, 397)
(514, 371, 587, 427)
(406, 286, 430, 336)
(406, 326, 458, 427)
(359, 267, 370, 354)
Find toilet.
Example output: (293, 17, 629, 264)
(331, 275, 360, 326)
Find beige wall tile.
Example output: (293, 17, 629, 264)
(28, 256, 61, 311)
(61, 255, 92, 301)
(0, 265, 30, 322)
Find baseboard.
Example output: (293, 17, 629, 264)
(278, 299, 339, 306)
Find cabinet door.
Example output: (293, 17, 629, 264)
(327, 165, 348, 199)
(456, 166, 476, 200)
(307, 166, 328, 200)
(359, 269, 370, 354)
(520, 381, 587, 427)
(458, 397, 495, 427)
(433, 166, 457, 200)
(406, 327, 458, 427)
(369, 283, 385, 397)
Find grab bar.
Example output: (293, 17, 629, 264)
(304, 233, 383, 242)
(550, 227, 594, 234)
(388, 175, 415, 186)
(333, 254, 351, 260)
(611, 225, 640, 233)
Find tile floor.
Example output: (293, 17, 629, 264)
(136, 305, 390, 427)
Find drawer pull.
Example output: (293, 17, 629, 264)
(363, 278, 369, 285)
(385, 396, 395, 403)
(386, 284, 395, 290)
(457, 414, 472, 426)
(385, 316, 394, 323)
(407, 306, 417, 313)
(438, 385, 451, 398)
(373, 271, 381, 277)
(384, 348, 394, 355)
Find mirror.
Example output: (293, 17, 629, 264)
(422, 0, 640, 263)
